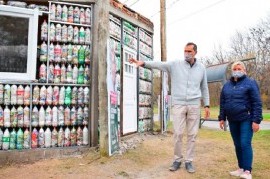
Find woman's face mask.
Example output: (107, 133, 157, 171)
(232, 71, 245, 78)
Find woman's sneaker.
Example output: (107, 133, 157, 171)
(229, 168, 244, 176)
(240, 170, 252, 179)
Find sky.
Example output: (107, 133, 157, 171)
(119, 0, 270, 61)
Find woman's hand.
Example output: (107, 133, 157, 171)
(252, 122, 260, 132)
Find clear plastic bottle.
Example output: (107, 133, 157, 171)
(83, 106, 89, 125)
(55, 24, 62, 42)
(60, 64, 66, 83)
(9, 128, 16, 150)
(79, 8, 85, 24)
(41, 20, 48, 41)
(31, 106, 39, 127)
(59, 86, 65, 105)
(73, 6, 80, 24)
(2, 128, 10, 150)
(0, 84, 4, 104)
(64, 106, 71, 126)
(62, 5, 68, 22)
(79, 27, 85, 44)
(70, 126, 77, 146)
(54, 63, 61, 83)
(10, 84, 17, 105)
(66, 64, 73, 83)
(53, 86, 60, 105)
(50, 4, 56, 20)
(23, 106, 30, 127)
(70, 106, 77, 126)
(17, 106, 24, 127)
(46, 86, 53, 105)
(45, 127, 52, 148)
(71, 87, 78, 105)
(33, 86, 40, 105)
(16, 128, 24, 150)
(0, 106, 3, 127)
(84, 65, 90, 84)
(85, 45, 91, 65)
(24, 85, 30, 106)
(72, 45, 78, 65)
(56, 4, 62, 21)
(58, 106, 64, 126)
(50, 23, 56, 42)
(83, 126, 88, 146)
(77, 87, 84, 105)
(23, 128, 30, 149)
(67, 6, 74, 23)
(17, 85, 24, 105)
(4, 84, 11, 105)
(77, 65, 84, 84)
(85, 28, 91, 45)
(58, 127, 64, 147)
(85, 7, 91, 25)
(51, 127, 58, 147)
(39, 106, 45, 127)
(40, 41, 47, 62)
(48, 42, 55, 62)
(39, 85, 47, 105)
(48, 63, 54, 83)
(38, 127, 45, 148)
(73, 26, 79, 44)
(77, 126, 83, 146)
(54, 43, 62, 63)
(10, 106, 17, 127)
(77, 106, 83, 125)
(31, 128, 38, 149)
(72, 65, 78, 84)
(4, 106, 10, 127)
(83, 87, 89, 104)
(45, 106, 52, 126)
(61, 43, 68, 63)
(52, 106, 58, 127)
(67, 25, 73, 43)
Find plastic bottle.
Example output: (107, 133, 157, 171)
(77, 126, 83, 146)
(41, 20, 48, 41)
(31, 128, 38, 149)
(62, 5, 68, 22)
(38, 127, 45, 148)
(9, 128, 16, 150)
(17, 85, 24, 105)
(60, 64, 66, 83)
(67, 6, 74, 23)
(64, 106, 71, 126)
(52, 106, 58, 127)
(54, 43, 62, 63)
(79, 27, 85, 44)
(70, 106, 77, 125)
(78, 45, 85, 65)
(72, 45, 78, 65)
(77, 87, 84, 105)
(39, 86, 47, 105)
(0, 128, 3, 149)
(72, 65, 78, 84)
(17, 106, 24, 127)
(4, 106, 10, 127)
(39, 106, 45, 127)
(0, 84, 3, 104)
(50, 4, 56, 20)
(54, 63, 61, 83)
(84, 65, 90, 84)
(64, 127, 71, 147)
(10, 106, 17, 127)
(77, 106, 83, 125)
(84, 45, 91, 65)
(24, 85, 30, 106)
(66, 64, 73, 83)
(73, 26, 79, 44)
(40, 41, 47, 62)
(79, 8, 85, 24)
(45, 127, 52, 148)
(51, 127, 58, 147)
(73, 6, 80, 23)
(4, 84, 11, 105)
(61, 43, 68, 62)
(32, 86, 40, 105)
(71, 87, 78, 105)
(46, 86, 53, 105)
(70, 126, 77, 146)
(50, 23, 56, 42)
(16, 128, 24, 150)
(58, 106, 64, 126)
(77, 65, 84, 84)
(56, 24, 62, 42)
(83, 126, 88, 146)
(56, 4, 62, 21)
(83, 87, 89, 104)
(53, 86, 59, 105)
(64, 86, 71, 105)
(23, 128, 30, 149)
(39, 63, 47, 83)
(0, 106, 3, 127)
(59, 86, 65, 105)
(85, 7, 91, 25)
(45, 106, 52, 126)
(58, 127, 64, 147)
(10, 84, 17, 105)
(48, 63, 54, 83)
(85, 28, 91, 45)
(2, 128, 10, 150)
(67, 25, 73, 43)
(31, 106, 39, 127)
(23, 106, 30, 127)
(48, 42, 54, 62)
(83, 106, 89, 125)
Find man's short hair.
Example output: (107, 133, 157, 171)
(186, 42, 197, 52)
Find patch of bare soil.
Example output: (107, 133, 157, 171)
(0, 129, 268, 179)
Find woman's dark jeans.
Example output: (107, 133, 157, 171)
(229, 120, 253, 172)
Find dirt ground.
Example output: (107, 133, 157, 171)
(0, 128, 269, 179)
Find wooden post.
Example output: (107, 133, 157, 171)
(160, 0, 167, 132)
(93, 0, 109, 156)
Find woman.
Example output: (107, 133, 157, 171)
(219, 61, 262, 179)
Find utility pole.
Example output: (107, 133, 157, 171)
(160, 0, 167, 132)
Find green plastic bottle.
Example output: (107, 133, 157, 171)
(77, 65, 84, 84)
(64, 86, 71, 105)
(16, 128, 24, 150)
(78, 45, 85, 65)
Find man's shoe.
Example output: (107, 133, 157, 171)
(240, 170, 252, 179)
(185, 162, 195, 173)
(229, 168, 244, 176)
(169, 161, 181, 171)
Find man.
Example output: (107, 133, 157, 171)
(129, 42, 210, 173)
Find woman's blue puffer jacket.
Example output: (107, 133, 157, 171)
(218, 75, 262, 124)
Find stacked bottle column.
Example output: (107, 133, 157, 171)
(138, 28, 153, 132)
(0, 83, 31, 150)
(109, 14, 122, 128)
